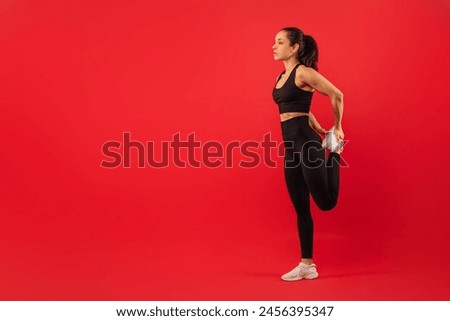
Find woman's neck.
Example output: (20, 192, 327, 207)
(283, 60, 300, 73)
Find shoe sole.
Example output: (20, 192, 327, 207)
(322, 136, 343, 153)
(281, 272, 319, 281)
(321, 126, 345, 153)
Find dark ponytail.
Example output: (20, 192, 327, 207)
(281, 27, 319, 71)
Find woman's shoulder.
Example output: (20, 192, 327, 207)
(296, 64, 318, 77)
(297, 64, 313, 71)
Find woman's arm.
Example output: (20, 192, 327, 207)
(308, 112, 327, 135)
(297, 66, 345, 140)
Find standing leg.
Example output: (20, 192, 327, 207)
(283, 147, 314, 259)
(280, 116, 323, 281)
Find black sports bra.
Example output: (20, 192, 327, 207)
(272, 63, 314, 114)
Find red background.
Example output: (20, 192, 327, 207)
(1, 0, 449, 300)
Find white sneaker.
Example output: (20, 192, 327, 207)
(322, 126, 344, 153)
(281, 262, 319, 281)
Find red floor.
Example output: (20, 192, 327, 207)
(1, 182, 448, 300)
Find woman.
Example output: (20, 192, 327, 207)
(272, 27, 345, 281)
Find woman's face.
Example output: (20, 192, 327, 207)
(272, 31, 298, 61)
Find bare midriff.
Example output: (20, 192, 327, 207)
(280, 112, 309, 122)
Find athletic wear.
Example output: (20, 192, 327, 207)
(281, 262, 319, 281)
(280, 116, 340, 259)
(272, 63, 341, 260)
(272, 63, 314, 114)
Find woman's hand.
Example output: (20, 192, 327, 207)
(316, 127, 327, 136)
(334, 127, 345, 141)
(308, 113, 327, 136)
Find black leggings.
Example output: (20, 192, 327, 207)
(281, 115, 341, 259)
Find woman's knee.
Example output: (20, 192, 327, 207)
(314, 198, 337, 211)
